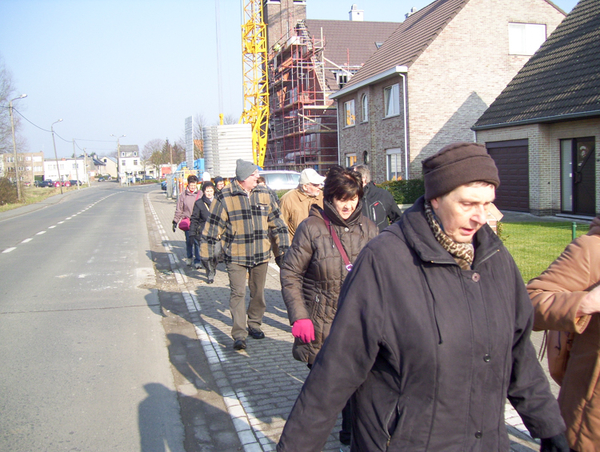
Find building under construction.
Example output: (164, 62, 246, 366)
(263, 1, 400, 172)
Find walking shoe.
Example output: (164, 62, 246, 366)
(184, 257, 192, 266)
(207, 278, 214, 284)
(248, 327, 265, 339)
(194, 262, 202, 269)
(233, 339, 246, 350)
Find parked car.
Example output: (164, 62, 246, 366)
(259, 170, 301, 191)
(97, 177, 105, 182)
(161, 181, 167, 191)
(68, 180, 81, 186)
(63, 180, 71, 187)
(34, 180, 52, 187)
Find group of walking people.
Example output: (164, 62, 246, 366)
(171, 143, 599, 452)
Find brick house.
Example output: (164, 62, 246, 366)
(330, 0, 565, 183)
(473, 0, 599, 217)
(264, 0, 400, 172)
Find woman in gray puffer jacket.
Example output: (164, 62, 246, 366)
(280, 165, 377, 448)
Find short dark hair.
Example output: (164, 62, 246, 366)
(257, 176, 266, 184)
(187, 174, 199, 184)
(202, 181, 215, 191)
(323, 165, 363, 203)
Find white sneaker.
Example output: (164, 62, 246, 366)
(184, 258, 192, 266)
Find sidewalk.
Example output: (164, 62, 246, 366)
(145, 189, 541, 452)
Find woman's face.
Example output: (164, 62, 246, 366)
(204, 186, 214, 199)
(187, 182, 197, 192)
(332, 195, 359, 220)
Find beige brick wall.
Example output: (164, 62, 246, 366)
(408, 0, 565, 177)
(476, 119, 600, 216)
(337, 0, 565, 183)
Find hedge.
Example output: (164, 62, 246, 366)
(379, 178, 425, 205)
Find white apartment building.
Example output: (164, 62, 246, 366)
(44, 157, 88, 183)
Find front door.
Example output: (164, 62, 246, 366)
(561, 137, 596, 216)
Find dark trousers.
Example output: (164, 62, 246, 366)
(184, 230, 200, 263)
(226, 262, 268, 340)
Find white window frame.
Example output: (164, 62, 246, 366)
(386, 148, 403, 181)
(344, 99, 356, 127)
(384, 83, 400, 118)
(508, 23, 546, 55)
(361, 93, 369, 122)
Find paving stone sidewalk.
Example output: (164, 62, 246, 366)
(145, 189, 542, 452)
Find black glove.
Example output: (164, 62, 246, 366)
(275, 254, 284, 268)
(172, 221, 177, 232)
(540, 434, 569, 452)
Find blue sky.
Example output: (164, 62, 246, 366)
(0, 0, 578, 158)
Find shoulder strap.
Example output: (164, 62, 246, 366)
(322, 212, 353, 272)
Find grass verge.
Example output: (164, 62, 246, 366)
(500, 221, 588, 283)
(0, 186, 83, 213)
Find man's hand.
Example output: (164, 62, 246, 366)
(578, 284, 600, 317)
(172, 221, 177, 232)
(275, 254, 284, 268)
(540, 434, 569, 452)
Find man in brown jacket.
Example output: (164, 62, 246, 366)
(279, 168, 325, 240)
(528, 215, 600, 452)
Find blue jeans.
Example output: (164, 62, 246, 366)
(184, 229, 200, 263)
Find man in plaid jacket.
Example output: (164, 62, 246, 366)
(201, 159, 289, 350)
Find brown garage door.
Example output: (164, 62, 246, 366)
(486, 140, 529, 212)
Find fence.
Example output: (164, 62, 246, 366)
(499, 221, 587, 283)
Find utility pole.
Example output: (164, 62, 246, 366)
(51, 119, 64, 194)
(9, 94, 27, 202)
(83, 148, 90, 187)
(72, 140, 80, 190)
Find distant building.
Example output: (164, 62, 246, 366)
(100, 156, 118, 178)
(118, 145, 141, 181)
(2, 152, 44, 184)
(43, 157, 88, 183)
(264, 0, 400, 172)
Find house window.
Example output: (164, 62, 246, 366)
(133, 160, 138, 166)
(121, 160, 126, 166)
(386, 148, 403, 181)
(361, 94, 368, 122)
(121, 152, 125, 157)
(346, 153, 357, 167)
(384, 83, 400, 117)
(344, 100, 356, 127)
(508, 23, 546, 55)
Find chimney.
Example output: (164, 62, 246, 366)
(349, 4, 364, 21)
(405, 7, 417, 19)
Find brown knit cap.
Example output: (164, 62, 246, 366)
(422, 142, 500, 200)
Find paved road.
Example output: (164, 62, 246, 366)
(0, 184, 184, 451)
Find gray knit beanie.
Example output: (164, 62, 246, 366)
(236, 159, 258, 181)
(423, 142, 500, 200)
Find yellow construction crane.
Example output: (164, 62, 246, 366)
(240, 0, 269, 168)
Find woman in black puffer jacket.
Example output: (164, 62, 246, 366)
(280, 165, 377, 448)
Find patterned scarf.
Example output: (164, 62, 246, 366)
(424, 200, 474, 270)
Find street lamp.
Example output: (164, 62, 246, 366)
(111, 134, 125, 183)
(9, 94, 27, 202)
(51, 119, 64, 194)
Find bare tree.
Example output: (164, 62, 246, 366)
(223, 114, 238, 125)
(141, 138, 163, 176)
(0, 57, 19, 154)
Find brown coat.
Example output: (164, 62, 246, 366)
(280, 201, 377, 364)
(527, 222, 600, 452)
(279, 187, 323, 239)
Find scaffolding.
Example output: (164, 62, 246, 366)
(265, 21, 338, 173)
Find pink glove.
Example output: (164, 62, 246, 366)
(292, 318, 315, 343)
